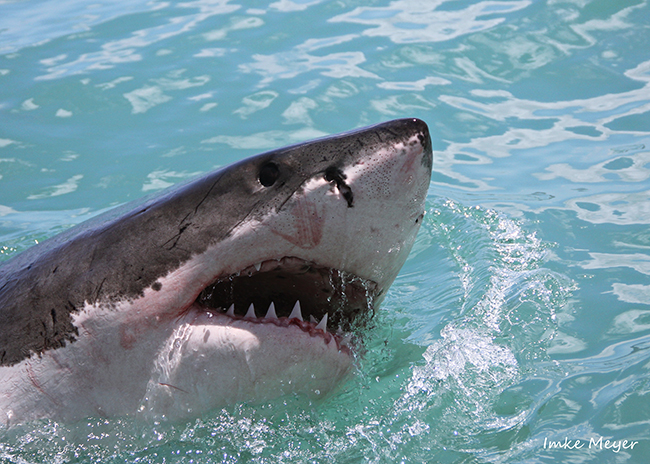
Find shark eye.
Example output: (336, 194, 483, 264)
(259, 162, 280, 187)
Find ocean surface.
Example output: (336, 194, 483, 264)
(1, 0, 649, 462)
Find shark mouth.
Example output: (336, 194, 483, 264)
(195, 256, 378, 344)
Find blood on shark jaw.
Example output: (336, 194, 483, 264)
(195, 256, 380, 337)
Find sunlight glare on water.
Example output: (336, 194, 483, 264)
(1, 0, 650, 462)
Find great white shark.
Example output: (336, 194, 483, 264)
(0, 118, 432, 425)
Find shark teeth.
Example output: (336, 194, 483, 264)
(219, 300, 331, 333)
(213, 302, 351, 351)
(245, 303, 256, 319)
(226, 304, 235, 317)
(265, 302, 278, 320)
(289, 300, 303, 321)
(315, 312, 327, 331)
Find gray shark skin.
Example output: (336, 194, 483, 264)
(0, 118, 432, 424)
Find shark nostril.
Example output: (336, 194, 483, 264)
(324, 166, 342, 183)
(324, 166, 354, 207)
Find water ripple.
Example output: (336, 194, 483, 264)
(330, 0, 532, 44)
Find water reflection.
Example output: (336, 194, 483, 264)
(536, 151, 650, 184)
(565, 190, 650, 225)
(434, 59, 650, 226)
(27, 174, 84, 200)
(269, 0, 324, 13)
(36, 0, 242, 80)
(202, 127, 328, 150)
(582, 252, 650, 275)
(439, 75, 650, 166)
(581, 252, 650, 304)
(233, 90, 279, 119)
(0, 0, 161, 54)
(141, 169, 202, 192)
(123, 70, 210, 114)
(609, 307, 650, 332)
(329, 0, 532, 43)
(240, 35, 379, 86)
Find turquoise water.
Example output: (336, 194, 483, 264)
(1, 0, 650, 462)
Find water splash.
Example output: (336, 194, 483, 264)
(391, 197, 574, 447)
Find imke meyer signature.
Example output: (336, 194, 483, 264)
(543, 436, 638, 453)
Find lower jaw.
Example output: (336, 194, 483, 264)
(140, 310, 356, 417)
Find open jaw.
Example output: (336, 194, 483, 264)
(194, 256, 379, 350)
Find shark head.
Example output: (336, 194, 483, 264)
(0, 118, 432, 423)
